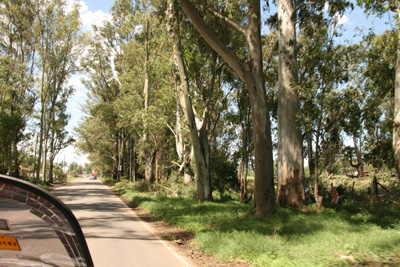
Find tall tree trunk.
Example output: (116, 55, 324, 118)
(307, 132, 314, 177)
(178, 0, 275, 215)
(12, 140, 19, 178)
(198, 120, 211, 198)
(239, 107, 250, 201)
(49, 146, 54, 183)
(118, 129, 124, 181)
(129, 135, 137, 181)
(144, 151, 155, 182)
(244, 73, 275, 216)
(49, 156, 54, 183)
(112, 132, 118, 179)
(172, 103, 192, 185)
(353, 135, 364, 177)
(143, 18, 155, 183)
(394, 24, 400, 183)
(314, 128, 323, 211)
(34, 133, 38, 180)
(184, 148, 194, 185)
(48, 114, 56, 183)
(36, 103, 45, 183)
(168, 0, 212, 201)
(276, 0, 305, 207)
(42, 135, 48, 183)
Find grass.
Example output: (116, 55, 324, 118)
(35, 176, 79, 189)
(99, 176, 117, 184)
(113, 180, 400, 267)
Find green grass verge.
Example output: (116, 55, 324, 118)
(114, 181, 400, 267)
(99, 176, 117, 184)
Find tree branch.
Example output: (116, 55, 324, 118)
(295, 1, 317, 12)
(166, 122, 177, 138)
(178, 0, 248, 78)
(206, 7, 246, 35)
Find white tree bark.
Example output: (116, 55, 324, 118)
(276, 0, 305, 207)
(168, 0, 212, 200)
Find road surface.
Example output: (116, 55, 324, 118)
(53, 178, 193, 267)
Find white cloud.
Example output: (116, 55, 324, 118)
(67, 75, 84, 90)
(324, 3, 351, 25)
(65, 0, 111, 30)
(337, 14, 350, 25)
(324, 3, 330, 11)
(55, 144, 89, 165)
(81, 9, 112, 29)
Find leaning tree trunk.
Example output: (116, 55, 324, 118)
(394, 24, 400, 183)
(178, 0, 276, 215)
(168, 0, 212, 201)
(276, 0, 305, 207)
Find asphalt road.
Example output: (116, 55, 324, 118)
(53, 178, 192, 267)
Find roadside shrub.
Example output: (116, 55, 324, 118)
(179, 184, 197, 199)
(100, 176, 117, 184)
(211, 158, 237, 196)
(132, 180, 152, 192)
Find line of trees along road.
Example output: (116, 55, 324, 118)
(1, 0, 398, 216)
(0, 0, 81, 183)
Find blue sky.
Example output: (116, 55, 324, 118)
(83, 0, 113, 13)
(58, 0, 394, 165)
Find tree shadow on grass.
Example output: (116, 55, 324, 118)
(122, 188, 400, 242)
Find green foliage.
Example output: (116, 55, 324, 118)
(210, 158, 237, 196)
(127, 180, 152, 193)
(357, 0, 397, 17)
(100, 176, 117, 184)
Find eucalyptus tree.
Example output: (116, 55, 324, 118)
(168, 0, 214, 201)
(48, 91, 75, 183)
(234, 79, 253, 202)
(297, 21, 350, 210)
(362, 30, 397, 172)
(79, 28, 121, 178)
(77, 0, 176, 181)
(340, 30, 397, 176)
(174, 0, 276, 215)
(75, 113, 116, 176)
(34, 0, 81, 183)
(0, 0, 37, 176)
(111, 0, 158, 182)
(117, 30, 177, 182)
(78, 0, 138, 180)
(357, 0, 400, 181)
(47, 6, 81, 182)
(275, 0, 352, 207)
(276, 0, 305, 207)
